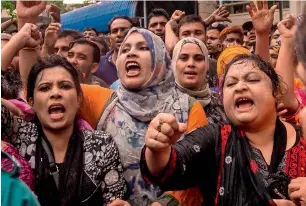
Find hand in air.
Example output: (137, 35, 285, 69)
(44, 23, 61, 48)
(211, 6, 232, 23)
(247, 0, 277, 35)
(278, 15, 297, 40)
(17, 23, 42, 49)
(16, 0, 47, 20)
(171, 10, 185, 23)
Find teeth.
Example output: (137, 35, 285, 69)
(127, 62, 139, 68)
(51, 106, 62, 109)
(238, 98, 250, 102)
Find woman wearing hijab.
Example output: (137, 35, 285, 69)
(172, 37, 227, 125)
(78, 28, 207, 205)
(142, 54, 306, 206)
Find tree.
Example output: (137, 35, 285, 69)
(1, 1, 17, 20)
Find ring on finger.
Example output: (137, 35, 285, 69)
(153, 131, 159, 140)
(156, 121, 163, 132)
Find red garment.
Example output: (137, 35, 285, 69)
(1, 141, 35, 190)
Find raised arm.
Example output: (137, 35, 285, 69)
(141, 113, 218, 191)
(165, 10, 184, 55)
(204, 6, 232, 27)
(41, 23, 61, 58)
(17, 0, 46, 86)
(275, 16, 299, 115)
(2, 23, 41, 72)
(1, 19, 17, 31)
(247, 0, 277, 62)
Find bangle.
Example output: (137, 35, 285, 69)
(22, 46, 40, 50)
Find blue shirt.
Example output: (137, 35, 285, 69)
(94, 50, 119, 86)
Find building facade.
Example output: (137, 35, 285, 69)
(198, 1, 306, 26)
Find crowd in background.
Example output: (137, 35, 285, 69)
(1, 0, 306, 206)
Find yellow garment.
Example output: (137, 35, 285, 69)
(217, 46, 251, 78)
(79, 84, 113, 128)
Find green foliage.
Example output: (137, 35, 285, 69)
(1, 1, 17, 20)
(49, 0, 66, 13)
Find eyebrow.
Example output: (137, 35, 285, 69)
(36, 80, 74, 87)
(226, 71, 260, 80)
(123, 41, 148, 47)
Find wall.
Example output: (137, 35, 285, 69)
(198, 1, 304, 26)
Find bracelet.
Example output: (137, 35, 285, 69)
(22, 46, 40, 50)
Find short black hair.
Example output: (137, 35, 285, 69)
(7, 29, 18, 35)
(90, 36, 110, 56)
(84, 27, 99, 36)
(107, 16, 137, 32)
(27, 55, 83, 102)
(148, 8, 170, 24)
(207, 23, 226, 33)
(178, 15, 206, 33)
(69, 38, 101, 63)
(58, 29, 84, 40)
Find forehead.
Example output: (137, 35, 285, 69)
(273, 29, 279, 35)
(225, 32, 242, 39)
(111, 19, 132, 29)
(124, 32, 146, 44)
(269, 49, 279, 54)
(180, 22, 205, 32)
(84, 30, 95, 34)
(207, 29, 220, 36)
(226, 60, 265, 77)
(36, 67, 74, 84)
(70, 43, 93, 54)
(149, 16, 168, 24)
(55, 36, 73, 47)
(180, 43, 203, 54)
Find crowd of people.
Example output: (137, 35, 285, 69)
(1, 0, 306, 206)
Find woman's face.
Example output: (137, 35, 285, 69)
(117, 32, 152, 89)
(175, 43, 207, 90)
(32, 66, 79, 131)
(269, 48, 279, 68)
(222, 60, 277, 129)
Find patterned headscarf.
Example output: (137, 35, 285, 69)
(97, 28, 190, 204)
(172, 37, 212, 107)
(113, 27, 190, 122)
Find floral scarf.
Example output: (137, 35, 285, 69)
(172, 37, 212, 108)
(97, 28, 190, 205)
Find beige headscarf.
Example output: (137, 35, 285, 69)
(172, 37, 211, 107)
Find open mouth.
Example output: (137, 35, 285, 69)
(249, 34, 256, 41)
(126, 61, 141, 77)
(48, 104, 66, 120)
(235, 97, 254, 110)
(184, 71, 197, 76)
